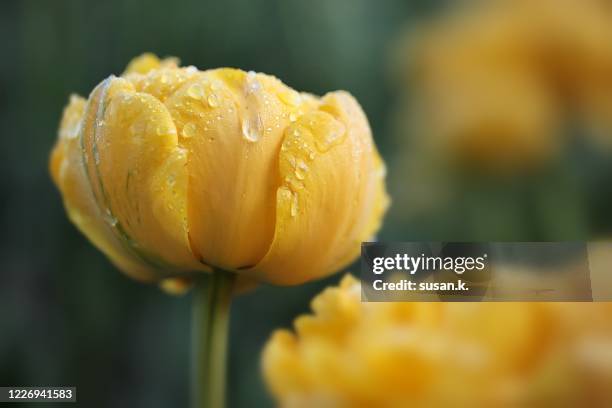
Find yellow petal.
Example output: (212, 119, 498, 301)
(50, 94, 86, 186)
(122, 52, 179, 76)
(164, 69, 315, 270)
(51, 87, 156, 281)
(81, 76, 204, 273)
(247, 92, 387, 285)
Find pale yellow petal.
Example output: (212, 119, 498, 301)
(247, 92, 384, 285)
(51, 85, 156, 281)
(164, 69, 315, 270)
(81, 77, 204, 273)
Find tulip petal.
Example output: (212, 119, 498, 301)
(247, 92, 387, 285)
(81, 77, 204, 274)
(164, 70, 315, 270)
(50, 89, 158, 281)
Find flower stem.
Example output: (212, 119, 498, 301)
(192, 269, 235, 408)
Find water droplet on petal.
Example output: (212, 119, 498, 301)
(182, 122, 197, 138)
(187, 84, 205, 100)
(207, 93, 219, 107)
(240, 72, 264, 142)
(241, 115, 262, 142)
(289, 112, 297, 122)
(246, 71, 261, 93)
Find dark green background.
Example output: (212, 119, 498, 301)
(1, 0, 610, 407)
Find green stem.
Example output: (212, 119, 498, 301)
(192, 269, 235, 408)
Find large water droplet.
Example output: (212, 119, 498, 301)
(207, 93, 219, 108)
(289, 112, 297, 122)
(240, 71, 264, 142)
(246, 71, 261, 93)
(182, 122, 197, 138)
(187, 84, 205, 100)
(241, 115, 262, 142)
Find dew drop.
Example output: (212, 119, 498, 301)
(245, 71, 261, 93)
(187, 84, 205, 100)
(182, 122, 197, 138)
(241, 115, 262, 142)
(240, 72, 264, 142)
(289, 112, 297, 122)
(207, 93, 219, 108)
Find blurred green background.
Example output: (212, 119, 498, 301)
(3, 0, 612, 406)
(0, 1, 436, 407)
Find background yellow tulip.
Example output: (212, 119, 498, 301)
(50, 54, 389, 287)
(263, 275, 612, 407)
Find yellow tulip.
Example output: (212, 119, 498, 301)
(50, 53, 389, 288)
(396, 0, 612, 173)
(263, 275, 612, 407)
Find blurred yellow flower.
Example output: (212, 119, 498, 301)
(397, 0, 612, 172)
(263, 275, 612, 407)
(50, 54, 389, 288)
